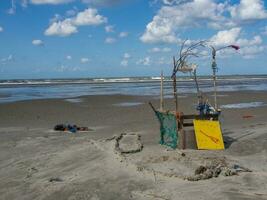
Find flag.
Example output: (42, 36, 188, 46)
(229, 45, 240, 50)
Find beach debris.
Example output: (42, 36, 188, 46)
(54, 124, 91, 133)
(185, 162, 251, 181)
(242, 115, 254, 119)
(49, 177, 63, 182)
(115, 133, 143, 154)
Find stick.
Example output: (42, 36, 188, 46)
(160, 71, 164, 111)
(173, 57, 178, 113)
(211, 47, 217, 110)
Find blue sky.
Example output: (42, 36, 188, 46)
(0, 0, 267, 79)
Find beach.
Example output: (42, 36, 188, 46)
(0, 89, 267, 200)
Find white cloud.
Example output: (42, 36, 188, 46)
(105, 37, 116, 44)
(45, 19, 77, 37)
(21, 0, 28, 7)
(72, 8, 107, 26)
(32, 39, 44, 46)
(137, 56, 151, 66)
(261, 26, 267, 35)
(230, 0, 267, 20)
(65, 9, 77, 16)
(105, 25, 114, 33)
(0, 26, 3, 32)
(30, 0, 74, 4)
(141, 0, 228, 43)
(81, 57, 90, 63)
(45, 8, 106, 37)
(210, 27, 241, 46)
(54, 65, 82, 72)
(1, 55, 13, 65)
(149, 47, 171, 53)
(119, 32, 128, 38)
(210, 27, 265, 59)
(49, 14, 62, 24)
(120, 59, 128, 66)
(7, 0, 16, 15)
(239, 46, 265, 59)
(123, 53, 131, 59)
(237, 35, 262, 46)
(149, 47, 161, 52)
(120, 52, 131, 66)
(161, 0, 189, 5)
(141, 0, 267, 44)
(81, 0, 123, 6)
(162, 47, 171, 52)
(66, 55, 72, 60)
(158, 57, 171, 65)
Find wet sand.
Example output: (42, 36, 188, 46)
(0, 91, 267, 200)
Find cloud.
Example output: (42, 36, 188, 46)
(262, 26, 267, 35)
(158, 56, 171, 65)
(120, 53, 131, 66)
(120, 59, 128, 66)
(141, 0, 228, 43)
(45, 19, 78, 36)
(1, 55, 13, 65)
(32, 39, 44, 46)
(65, 9, 77, 16)
(105, 37, 116, 44)
(54, 65, 82, 72)
(210, 27, 241, 47)
(7, 0, 16, 14)
(161, 0, 190, 5)
(123, 53, 131, 59)
(149, 47, 171, 53)
(72, 8, 107, 26)
(81, 57, 90, 63)
(66, 55, 72, 60)
(81, 0, 124, 6)
(137, 56, 151, 66)
(210, 27, 265, 59)
(230, 0, 267, 21)
(141, 0, 267, 44)
(239, 46, 265, 59)
(45, 8, 107, 37)
(21, 0, 28, 7)
(105, 25, 114, 33)
(0, 26, 3, 32)
(119, 32, 128, 38)
(30, 0, 74, 4)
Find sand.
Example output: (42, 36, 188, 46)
(0, 91, 267, 200)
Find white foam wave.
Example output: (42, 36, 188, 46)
(220, 102, 265, 109)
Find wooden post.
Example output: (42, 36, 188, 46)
(212, 47, 218, 110)
(160, 71, 164, 111)
(177, 114, 186, 150)
(173, 57, 178, 113)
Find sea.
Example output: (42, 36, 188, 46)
(1, 75, 267, 104)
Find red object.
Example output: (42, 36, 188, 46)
(229, 45, 240, 50)
(242, 115, 253, 119)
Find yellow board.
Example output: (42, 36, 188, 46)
(193, 119, 225, 150)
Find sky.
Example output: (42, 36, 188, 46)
(0, 0, 267, 79)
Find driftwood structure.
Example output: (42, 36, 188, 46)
(150, 40, 239, 150)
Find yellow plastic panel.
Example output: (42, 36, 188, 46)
(193, 120, 224, 150)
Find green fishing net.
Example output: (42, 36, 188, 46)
(154, 111, 178, 149)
